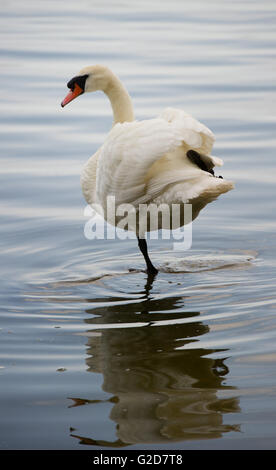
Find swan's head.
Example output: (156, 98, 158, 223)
(61, 65, 114, 107)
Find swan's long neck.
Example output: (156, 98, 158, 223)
(104, 74, 135, 125)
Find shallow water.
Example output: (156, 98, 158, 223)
(1, 0, 276, 450)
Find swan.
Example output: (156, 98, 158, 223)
(61, 65, 234, 275)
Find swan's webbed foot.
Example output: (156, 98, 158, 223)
(146, 265, 158, 276)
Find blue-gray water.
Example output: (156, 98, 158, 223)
(1, 0, 276, 450)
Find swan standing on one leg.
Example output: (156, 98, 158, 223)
(61, 65, 234, 275)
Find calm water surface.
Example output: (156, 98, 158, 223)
(1, 0, 276, 450)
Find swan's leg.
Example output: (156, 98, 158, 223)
(137, 237, 158, 275)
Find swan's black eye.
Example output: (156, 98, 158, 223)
(67, 74, 89, 91)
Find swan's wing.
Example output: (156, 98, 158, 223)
(96, 118, 184, 206)
(96, 111, 222, 208)
(159, 107, 222, 168)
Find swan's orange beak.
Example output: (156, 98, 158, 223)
(61, 83, 83, 107)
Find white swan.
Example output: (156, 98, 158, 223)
(61, 65, 234, 275)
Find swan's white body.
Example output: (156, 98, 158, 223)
(62, 65, 233, 272)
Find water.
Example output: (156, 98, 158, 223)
(1, 0, 276, 450)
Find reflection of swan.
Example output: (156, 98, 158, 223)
(69, 285, 240, 447)
(61, 65, 234, 274)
